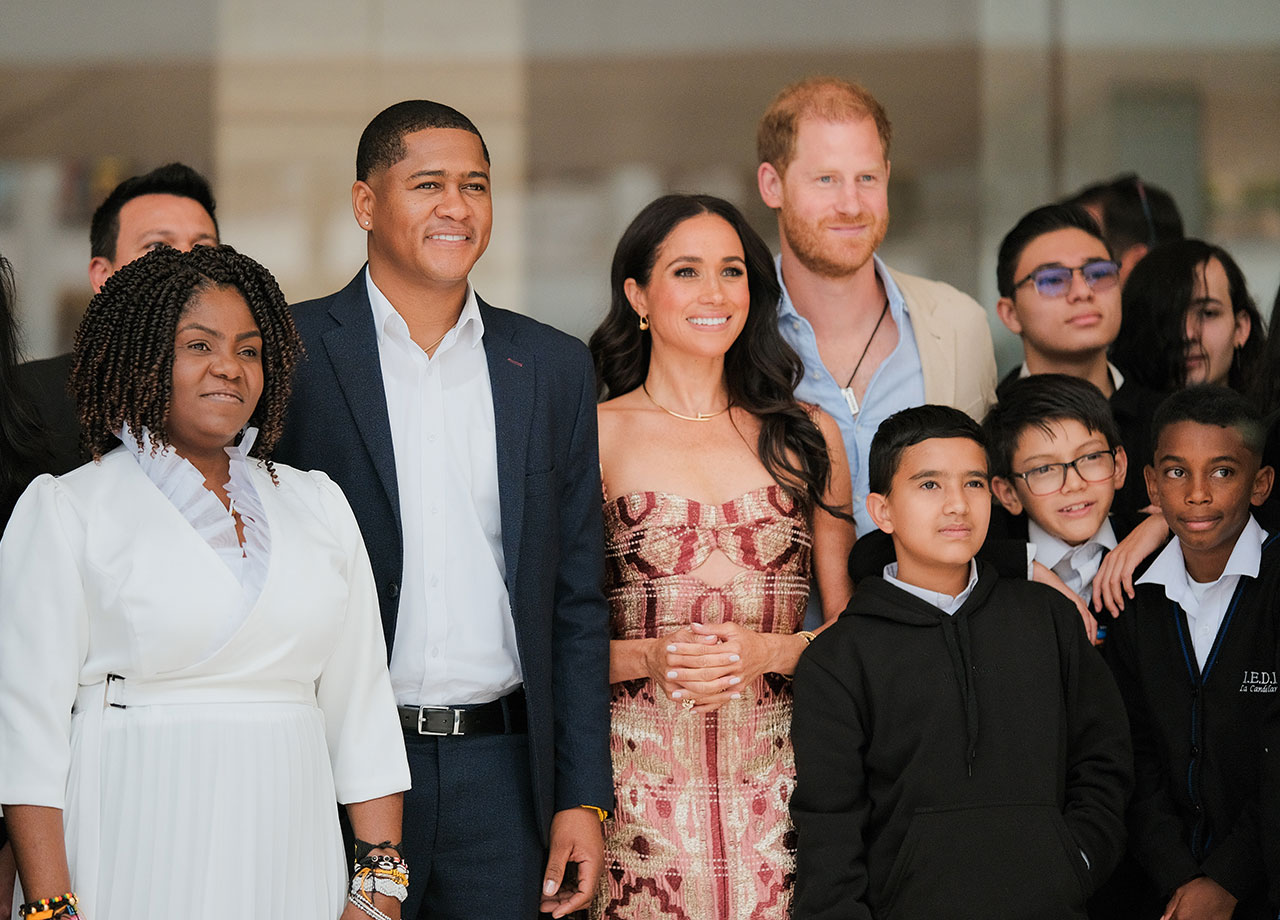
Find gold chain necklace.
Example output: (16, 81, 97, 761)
(642, 382, 730, 422)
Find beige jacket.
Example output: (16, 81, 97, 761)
(888, 266, 997, 422)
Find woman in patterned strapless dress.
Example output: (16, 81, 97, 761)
(587, 194, 856, 919)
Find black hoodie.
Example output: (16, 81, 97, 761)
(791, 564, 1133, 920)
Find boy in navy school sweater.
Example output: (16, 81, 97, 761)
(1105, 386, 1278, 920)
(791, 404, 1132, 920)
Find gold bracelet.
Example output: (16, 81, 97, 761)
(798, 630, 817, 645)
(579, 804, 608, 823)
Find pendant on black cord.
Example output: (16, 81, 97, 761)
(841, 386, 860, 416)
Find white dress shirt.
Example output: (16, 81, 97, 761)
(1029, 518, 1117, 606)
(883, 560, 980, 616)
(367, 270, 521, 706)
(1136, 515, 1266, 670)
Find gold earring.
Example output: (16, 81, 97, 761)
(639, 315, 650, 331)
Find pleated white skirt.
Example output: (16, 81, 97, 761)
(62, 701, 347, 919)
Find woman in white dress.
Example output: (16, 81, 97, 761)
(0, 246, 411, 919)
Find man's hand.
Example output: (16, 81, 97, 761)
(541, 806, 604, 917)
(1160, 876, 1237, 920)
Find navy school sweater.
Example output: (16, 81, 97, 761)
(1103, 527, 1280, 918)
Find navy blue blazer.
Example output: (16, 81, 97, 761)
(274, 269, 614, 838)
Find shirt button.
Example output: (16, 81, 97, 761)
(431, 647, 439, 659)
(427, 433, 437, 443)
(1189, 745, 1199, 757)
(431, 504, 438, 516)
(791, 320, 800, 330)
(387, 582, 399, 598)
(430, 575, 439, 587)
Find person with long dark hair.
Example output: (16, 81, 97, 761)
(0, 246, 409, 919)
(588, 194, 854, 918)
(0, 252, 49, 918)
(1112, 238, 1265, 396)
(0, 255, 47, 529)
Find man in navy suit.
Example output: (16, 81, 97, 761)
(274, 100, 612, 919)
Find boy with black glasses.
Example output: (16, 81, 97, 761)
(986, 374, 1136, 644)
(995, 202, 1163, 521)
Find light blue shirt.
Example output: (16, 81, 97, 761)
(776, 254, 926, 536)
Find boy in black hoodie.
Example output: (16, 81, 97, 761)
(1105, 387, 1278, 919)
(791, 404, 1132, 920)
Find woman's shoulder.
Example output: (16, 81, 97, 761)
(257, 460, 359, 526)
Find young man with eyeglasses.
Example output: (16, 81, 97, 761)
(995, 203, 1163, 521)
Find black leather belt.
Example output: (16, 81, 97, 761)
(399, 688, 527, 737)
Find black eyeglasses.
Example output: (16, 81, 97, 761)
(1010, 448, 1118, 496)
(1013, 260, 1120, 299)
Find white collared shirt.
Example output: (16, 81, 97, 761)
(1018, 361, 1125, 394)
(1029, 518, 1118, 606)
(367, 269, 521, 706)
(1136, 515, 1266, 670)
(883, 560, 980, 616)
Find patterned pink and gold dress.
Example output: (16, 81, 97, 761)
(594, 484, 812, 920)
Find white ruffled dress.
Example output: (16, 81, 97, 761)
(0, 429, 409, 919)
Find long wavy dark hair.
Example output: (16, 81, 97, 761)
(1112, 239, 1264, 396)
(0, 254, 49, 527)
(70, 245, 302, 469)
(589, 193, 840, 518)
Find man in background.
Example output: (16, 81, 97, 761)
(18, 162, 219, 473)
(1065, 173, 1184, 284)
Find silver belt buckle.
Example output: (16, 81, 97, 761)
(416, 706, 462, 736)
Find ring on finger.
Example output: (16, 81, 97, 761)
(681, 698, 695, 711)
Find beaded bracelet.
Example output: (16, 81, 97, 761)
(347, 890, 393, 920)
(18, 893, 78, 919)
(352, 838, 403, 863)
(349, 852, 410, 911)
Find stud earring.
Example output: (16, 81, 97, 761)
(639, 315, 650, 331)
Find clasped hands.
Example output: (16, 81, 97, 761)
(647, 621, 780, 714)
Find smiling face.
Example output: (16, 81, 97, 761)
(867, 436, 991, 594)
(992, 419, 1125, 547)
(624, 212, 750, 361)
(997, 227, 1121, 364)
(1184, 257, 1250, 387)
(166, 284, 264, 461)
(1146, 419, 1273, 582)
(758, 116, 889, 279)
(354, 127, 492, 298)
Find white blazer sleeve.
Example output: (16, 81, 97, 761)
(0, 475, 90, 808)
(309, 472, 410, 804)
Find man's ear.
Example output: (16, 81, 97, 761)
(1251, 464, 1275, 508)
(352, 180, 375, 231)
(757, 162, 784, 210)
(996, 296, 1023, 335)
(88, 257, 115, 294)
(990, 476, 1024, 516)
(866, 491, 894, 534)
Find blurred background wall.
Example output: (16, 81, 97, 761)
(2, 0, 1278, 375)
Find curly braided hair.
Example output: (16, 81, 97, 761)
(70, 245, 302, 478)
